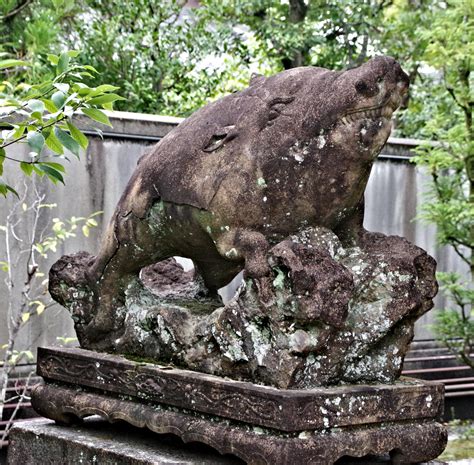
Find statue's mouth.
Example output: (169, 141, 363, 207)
(340, 102, 394, 125)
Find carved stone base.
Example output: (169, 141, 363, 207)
(31, 347, 448, 464)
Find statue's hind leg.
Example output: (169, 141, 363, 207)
(87, 210, 177, 340)
(50, 204, 175, 346)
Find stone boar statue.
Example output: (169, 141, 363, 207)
(50, 56, 410, 343)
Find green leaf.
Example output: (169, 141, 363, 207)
(38, 164, 65, 184)
(27, 131, 45, 154)
(30, 111, 43, 122)
(41, 98, 58, 113)
(45, 131, 64, 155)
(54, 127, 81, 157)
(93, 84, 120, 93)
(56, 52, 70, 74)
(0, 59, 30, 69)
(53, 83, 70, 93)
(20, 162, 34, 176)
(51, 91, 67, 110)
(47, 54, 59, 65)
(0, 181, 18, 198)
(41, 162, 65, 172)
(12, 125, 25, 139)
(27, 99, 45, 114)
(66, 120, 88, 150)
(82, 65, 98, 74)
(35, 302, 45, 315)
(67, 50, 81, 58)
(87, 93, 125, 105)
(77, 87, 92, 97)
(82, 108, 112, 127)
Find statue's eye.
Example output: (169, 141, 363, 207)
(269, 104, 286, 120)
(355, 80, 369, 94)
(355, 79, 378, 97)
(267, 97, 294, 125)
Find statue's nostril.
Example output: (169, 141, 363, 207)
(355, 80, 369, 94)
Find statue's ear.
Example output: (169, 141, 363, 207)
(249, 73, 265, 86)
(203, 125, 237, 152)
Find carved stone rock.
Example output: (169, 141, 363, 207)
(49, 226, 436, 389)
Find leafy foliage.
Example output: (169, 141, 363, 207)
(0, 0, 441, 124)
(432, 273, 474, 368)
(411, 0, 473, 367)
(0, 51, 123, 196)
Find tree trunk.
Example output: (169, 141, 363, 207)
(281, 0, 308, 69)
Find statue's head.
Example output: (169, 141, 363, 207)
(240, 56, 409, 161)
(198, 57, 408, 164)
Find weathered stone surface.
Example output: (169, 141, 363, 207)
(7, 418, 447, 465)
(36, 347, 444, 432)
(52, 225, 436, 388)
(7, 418, 244, 465)
(48, 56, 413, 362)
(30, 381, 448, 465)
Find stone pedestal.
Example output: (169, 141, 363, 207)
(6, 418, 447, 465)
(30, 347, 448, 465)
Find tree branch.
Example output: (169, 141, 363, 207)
(0, 0, 32, 21)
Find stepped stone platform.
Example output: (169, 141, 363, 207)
(24, 347, 448, 465)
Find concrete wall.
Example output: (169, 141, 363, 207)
(0, 111, 467, 360)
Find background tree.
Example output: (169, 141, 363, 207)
(1, 51, 124, 196)
(0, 0, 441, 130)
(1, 0, 472, 364)
(412, 0, 473, 367)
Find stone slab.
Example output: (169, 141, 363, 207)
(6, 418, 447, 465)
(37, 347, 444, 432)
(30, 382, 448, 465)
(6, 418, 244, 465)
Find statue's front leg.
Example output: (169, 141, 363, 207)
(216, 229, 271, 279)
(333, 197, 373, 247)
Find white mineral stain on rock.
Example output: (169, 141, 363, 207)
(225, 247, 238, 258)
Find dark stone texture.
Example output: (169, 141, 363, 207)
(30, 378, 448, 465)
(6, 418, 447, 465)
